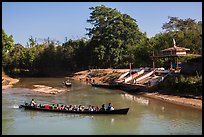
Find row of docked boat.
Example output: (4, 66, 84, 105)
(91, 67, 170, 92)
(115, 68, 156, 84)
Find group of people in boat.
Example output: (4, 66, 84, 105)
(29, 99, 114, 112)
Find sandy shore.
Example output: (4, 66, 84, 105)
(70, 69, 202, 110)
(2, 75, 69, 95)
(2, 75, 19, 90)
(32, 85, 69, 95)
(140, 92, 202, 110)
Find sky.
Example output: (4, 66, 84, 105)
(2, 2, 202, 46)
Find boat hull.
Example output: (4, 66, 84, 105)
(19, 105, 129, 115)
(91, 83, 120, 89)
(65, 84, 71, 87)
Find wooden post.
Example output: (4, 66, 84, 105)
(153, 61, 155, 69)
(129, 63, 132, 76)
(176, 57, 178, 69)
(152, 51, 155, 69)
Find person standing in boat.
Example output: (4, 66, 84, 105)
(30, 99, 36, 107)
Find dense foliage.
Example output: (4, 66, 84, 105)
(159, 74, 202, 96)
(2, 5, 202, 77)
(86, 5, 148, 68)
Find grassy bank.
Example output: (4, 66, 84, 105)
(157, 74, 202, 98)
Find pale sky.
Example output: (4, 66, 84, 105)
(2, 2, 202, 46)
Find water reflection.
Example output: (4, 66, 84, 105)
(120, 92, 202, 135)
(25, 111, 38, 119)
(2, 97, 15, 135)
(90, 115, 134, 135)
(121, 93, 149, 106)
(147, 97, 202, 120)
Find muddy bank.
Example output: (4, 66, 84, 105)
(2, 74, 69, 95)
(70, 69, 202, 110)
(138, 92, 202, 110)
(32, 85, 69, 95)
(2, 74, 19, 90)
(70, 69, 129, 84)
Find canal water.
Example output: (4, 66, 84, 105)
(2, 78, 202, 135)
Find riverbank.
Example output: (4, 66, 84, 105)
(2, 74, 68, 95)
(135, 92, 202, 110)
(70, 69, 202, 110)
(70, 69, 129, 84)
(2, 74, 19, 90)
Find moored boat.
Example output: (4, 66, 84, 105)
(91, 83, 120, 89)
(19, 103, 129, 115)
(63, 80, 72, 87)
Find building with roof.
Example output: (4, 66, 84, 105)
(152, 39, 191, 70)
(161, 46, 190, 56)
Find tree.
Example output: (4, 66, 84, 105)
(2, 29, 14, 53)
(162, 16, 196, 32)
(2, 29, 15, 69)
(86, 5, 147, 68)
(162, 16, 202, 54)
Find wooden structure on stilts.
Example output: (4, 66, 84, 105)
(151, 38, 190, 71)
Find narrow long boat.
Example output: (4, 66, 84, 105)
(19, 104, 129, 115)
(63, 81, 72, 87)
(65, 82, 71, 87)
(91, 83, 120, 89)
